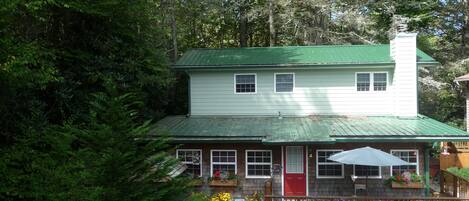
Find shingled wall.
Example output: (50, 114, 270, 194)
(179, 142, 428, 197)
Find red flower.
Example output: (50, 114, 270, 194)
(214, 170, 221, 179)
(396, 175, 401, 181)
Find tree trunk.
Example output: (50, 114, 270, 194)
(170, 0, 177, 62)
(463, 0, 469, 56)
(239, 1, 248, 47)
(268, 0, 275, 47)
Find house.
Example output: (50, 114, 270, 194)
(439, 74, 469, 171)
(153, 31, 469, 197)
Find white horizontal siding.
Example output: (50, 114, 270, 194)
(393, 33, 418, 117)
(189, 69, 395, 116)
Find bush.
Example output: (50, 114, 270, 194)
(186, 192, 210, 201)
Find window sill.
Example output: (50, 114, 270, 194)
(245, 176, 271, 179)
(354, 176, 382, 179)
(316, 176, 345, 179)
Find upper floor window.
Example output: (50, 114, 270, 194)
(235, 74, 256, 94)
(373, 73, 387, 91)
(356, 72, 387, 92)
(391, 149, 419, 176)
(176, 149, 202, 177)
(356, 73, 370, 91)
(275, 73, 294, 93)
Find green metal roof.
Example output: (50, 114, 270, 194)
(153, 115, 469, 144)
(174, 45, 438, 69)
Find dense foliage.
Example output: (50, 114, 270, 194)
(447, 167, 469, 180)
(0, 0, 468, 200)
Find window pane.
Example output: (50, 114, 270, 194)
(374, 73, 387, 91)
(213, 164, 236, 175)
(357, 73, 370, 91)
(276, 74, 294, 92)
(392, 150, 418, 175)
(246, 151, 272, 177)
(318, 164, 343, 176)
(355, 165, 380, 177)
(286, 147, 303, 173)
(184, 164, 201, 177)
(317, 150, 343, 177)
(177, 150, 202, 177)
(236, 75, 256, 93)
(247, 165, 271, 176)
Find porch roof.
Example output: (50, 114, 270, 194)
(152, 115, 469, 144)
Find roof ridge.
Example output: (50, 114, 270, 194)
(185, 44, 390, 51)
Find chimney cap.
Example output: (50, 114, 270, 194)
(389, 15, 412, 38)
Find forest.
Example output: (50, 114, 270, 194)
(0, 0, 468, 200)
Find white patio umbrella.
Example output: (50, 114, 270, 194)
(328, 146, 410, 195)
(328, 146, 410, 166)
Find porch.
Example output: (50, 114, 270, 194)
(180, 142, 430, 197)
(264, 195, 469, 201)
(154, 115, 469, 197)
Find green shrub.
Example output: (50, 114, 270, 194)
(447, 167, 469, 180)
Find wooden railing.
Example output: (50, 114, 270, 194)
(265, 195, 469, 201)
(440, 170, 469, 198)
(452, 142, 469, 152)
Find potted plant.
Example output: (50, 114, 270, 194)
(209, 170, 238, 187)
(389, 171, 424, 188)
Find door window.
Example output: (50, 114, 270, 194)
(286, 146, 303, 173)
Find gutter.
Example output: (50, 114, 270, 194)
(172, 63, 395, 70)
(334, 136, 469, 142)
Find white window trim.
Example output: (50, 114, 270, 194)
(316, 149, 344, 179)
(234, 73, 257, 94)
(355, 71, 388, 92)
(245, 150, 272, 179)
(353, 165, 382, 179)
(274, 73, 295, 93)
(176, 149, 203, 177)
(210, 149, 237, 177)
(390, 149, 420, 176)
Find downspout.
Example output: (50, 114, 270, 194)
(424, 144, 431, 196)
(186, 71, 191, 117)
(466, 89, 469, 132)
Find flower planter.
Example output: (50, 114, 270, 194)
(209, 179, 238, 187)
(391, 181, 424, 189)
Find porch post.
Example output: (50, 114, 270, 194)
(424, 144, 431, 196)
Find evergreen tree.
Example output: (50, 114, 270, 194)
(0, 86, 189, 201)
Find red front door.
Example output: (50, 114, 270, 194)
(283, 146, 307, 196)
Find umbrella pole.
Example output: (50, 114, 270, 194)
(365, 166, 369, 196)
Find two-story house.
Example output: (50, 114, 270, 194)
(154, 32, 469, 197)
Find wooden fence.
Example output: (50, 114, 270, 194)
(440, 170, 469, 198)
(440, 153, 469, 171)
(264, 195, 469, 201)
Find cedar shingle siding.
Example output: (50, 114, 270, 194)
(179, 142, 426, 197)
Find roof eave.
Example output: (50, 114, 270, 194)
(335, 136, 469, 142)
(172, 63, 396, 70)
